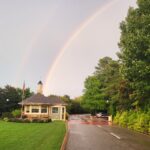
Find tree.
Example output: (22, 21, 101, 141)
(82, 75, 107, 114)
(0, 85, 33, 116)
(118, 0, 150, 109)
(16, 88, 34, 99)
(70, 96, 85, 114)
(82, 57, 120, 114)
(61, 95, 72, 113)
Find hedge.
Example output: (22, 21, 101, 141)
(113, 110, 150, 134)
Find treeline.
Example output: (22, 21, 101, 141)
(0, 85, 33, 117)
(0, 85, 85, 117)
(81, 0, 150, 134)
(51, 95, 86, 114)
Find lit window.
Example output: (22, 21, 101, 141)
(52, 107, 58, 113)
(41, 106, 47, 113)
(32, 106, 39, 113)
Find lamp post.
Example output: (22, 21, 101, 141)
(6, 99, 10, 102)
(5, 99, 10, 113)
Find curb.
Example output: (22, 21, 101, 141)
(60, 121, 69, 150)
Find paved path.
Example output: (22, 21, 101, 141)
(66, 114, 150, 150)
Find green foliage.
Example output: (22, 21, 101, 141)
(3, 117, 9, 122)
(118, 111, 128, 127)
(81, 0, 150, 134)
(118, 0, 150, 108)
(134, 112, 150, 133)
(61, 95, 72, 113)
(11, 109, 21, 118)
(0, 86, 33, 116)
(31, 119, 52, 123)
(16, 88, 34, 100)
(1, 112, 13, 119)
(113, 112, 120, 124)
(61, 95, 86, 114)
(82, 57, 121, 114)
(112, 1, 150, 135)
(114, 110, 150, 134)
(127, 110, 138, 130)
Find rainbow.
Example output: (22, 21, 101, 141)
(14, 4, 59, 84)
(43, 0, 119, 95)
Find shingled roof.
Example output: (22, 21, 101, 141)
(19, 94, 66, 105)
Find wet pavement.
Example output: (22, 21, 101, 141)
(66, 114, 150, 150)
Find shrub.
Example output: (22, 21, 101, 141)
(22, 115, 27, 119)
(114, 110, 150, 134)
(3, 117, 9, 122)
(22, 119, 31, 123)
(134, 112, 150, 133)
(127, 110, 137, 130)
(119, 111, 128, 127)
(8, 118, 21, 122)
(12, 109, 21, 118)
(47, 119, 52, 122)
(31, 118, 51, 123)
(32, 119, 39, 123)
(1, 112, 13, 119)
(113, 112, 120, 124)
(8, 118, 31, 123)
(148, 122, 150, 134)
(7, 118, 51, 123)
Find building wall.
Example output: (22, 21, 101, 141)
(23, 105, 66, 121)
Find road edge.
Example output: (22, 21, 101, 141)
(60, 121, 69, 150)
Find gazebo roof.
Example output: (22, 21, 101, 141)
(19, 94, 66, 105)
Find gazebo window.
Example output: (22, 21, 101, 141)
(52, 107, 58, 113)
(41, 106, 47, 113)
(31, 106, 39, 113)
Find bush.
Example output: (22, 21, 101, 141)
(114, 110, 150, 134)
(148, 122, 150, 134)
(113, 112, 120, 124)
(127, 110, 137, 130)
(134, 112, 150, 133)
(23, 119, 31, 123)
(6, 117, 51, 123)
(8, 118, 31, 123)
(119, 111, 128, 127)
(22, 115, 27, 119)
(32, 118, 52, 123)
(12, 109, 21, 118)
(47, 119, 52, 122)
(31, 119, 39, 123)
(1, 112, 13, 119)
(3, 117, 9, 122)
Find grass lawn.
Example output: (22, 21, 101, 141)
(0, 121, 66, 150)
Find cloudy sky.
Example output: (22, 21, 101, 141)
(0, 0, 136, 97)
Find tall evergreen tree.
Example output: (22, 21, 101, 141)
(118, 0, 150, 108)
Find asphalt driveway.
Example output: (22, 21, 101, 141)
(66, 114, 150, 150)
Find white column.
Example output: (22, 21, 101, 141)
(30, 106, 32, 114)
(39, 106, 41, 113)
(64, 107, 66, 121)
(60, 106, 62, 120)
